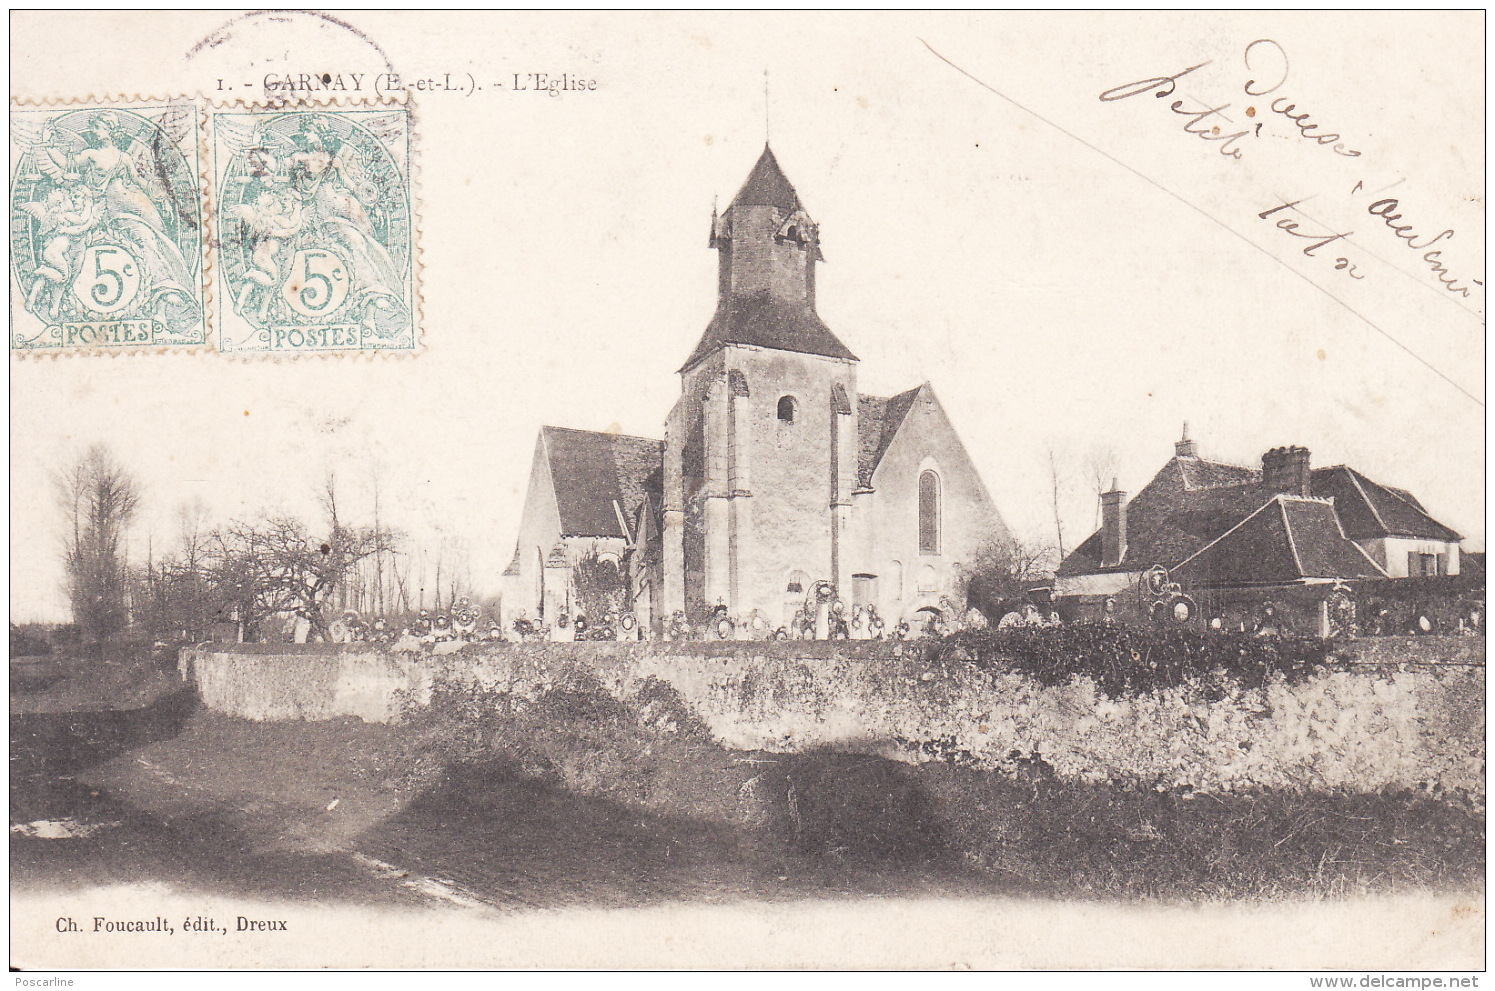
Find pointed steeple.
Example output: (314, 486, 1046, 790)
(681, 145, 855, 372)
(730, 145, 802, 211)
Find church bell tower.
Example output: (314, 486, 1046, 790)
(662, 145, 861, 630)
(711, 145, 822, 307)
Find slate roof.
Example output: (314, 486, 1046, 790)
(1172, 496, 1387, 586)
(542, 426, 663, 539)
(857, 387, 921, 485)
(1058, 458, 1267, 576)
(731, 145, 802, 211)
(680, 291, 858, 370)
(1178, 458, 1260, 490)
(681, 146, 857, 371)
(1310, 465, 1462, 541)
(1059, 446, 1461, 585)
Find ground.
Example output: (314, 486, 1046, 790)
(8, 650, 1486, 968)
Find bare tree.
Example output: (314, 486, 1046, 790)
(443, 536, 473, 609)
(1083, 445, 1121, 532)
(54, 445, 140, 642)
(961, 536, 1056, 622)
(391, 554, 411, 616)
(135, 497, 218, 644)
(371, 464, 386, 615)
(176, 496, 212, 572)
(208, 514, 399, 642)
(1046, 445, 1067, 561)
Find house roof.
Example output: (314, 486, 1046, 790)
(730, 145, 802, 212)
(1178, 458, 1260, 489)
(542, 426, 663, 539)
(1058, 450, 1458, 582)
(857, 386, 921, 485)
(1310, 465, 1462, 541)
(1172, 496, 1388, 586)
(1058, 458, 1266, 576)
(679, 291, 858, 371)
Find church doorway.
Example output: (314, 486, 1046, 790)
(913, 605, 943, 636)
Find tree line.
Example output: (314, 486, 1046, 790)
(50, 444, 1067, 646)
(52, 444, 478, 645)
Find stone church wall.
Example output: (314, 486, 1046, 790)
(728, 349, 857, 626)
(858, 390, 1008, 623)
(503, 434, 566, 629)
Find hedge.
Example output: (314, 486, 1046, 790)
(943, 624, 1335, 697)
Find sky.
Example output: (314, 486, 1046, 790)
(9, 11, 1485, 621)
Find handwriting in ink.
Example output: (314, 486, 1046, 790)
(1353, 186, 1481, 297)
(1242, 40, 1361, 158)
(1099, 62, 1253, 160)
(1258, 198, 1365, 278)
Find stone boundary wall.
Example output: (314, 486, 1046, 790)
(182, 637, 1484, 796)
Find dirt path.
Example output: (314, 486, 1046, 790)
(12, 700, 1002, 914)
(10, 694, 429, 908)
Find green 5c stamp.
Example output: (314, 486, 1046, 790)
(212, 105, 416, 354)
(9, 102, 205, 351)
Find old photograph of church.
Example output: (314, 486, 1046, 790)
(505, 146, 1009, 641)
(9, 11, 1484, 977)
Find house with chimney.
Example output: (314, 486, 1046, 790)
(500, 145, 1010, 635)
(1054, 425, 1464, 633)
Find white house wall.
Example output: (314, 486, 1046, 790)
(1053, 571, 1138, 599)
(1362, 537, 1462, 578)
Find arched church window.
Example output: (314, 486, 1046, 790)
(919, 470, 941, 555)
(777, 395, 797, 423)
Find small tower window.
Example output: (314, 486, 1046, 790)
(919, 470, 941, 555)
(777, 395, 797, 423)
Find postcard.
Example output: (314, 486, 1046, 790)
(9, 10, 1484, 975)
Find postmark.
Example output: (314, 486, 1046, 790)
(210, 104, 416, 354)
(9, 101, 206, 352)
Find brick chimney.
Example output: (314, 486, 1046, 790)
(1101, 477, 1127, 568)
(1262, 445, 1312, 497)
(1174, 421, 1198, 459)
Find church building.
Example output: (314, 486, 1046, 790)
(502, 146, 1009, 635)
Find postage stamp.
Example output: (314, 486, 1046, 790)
(9, 101, 206, 351)
(210, 104, 417, 354)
